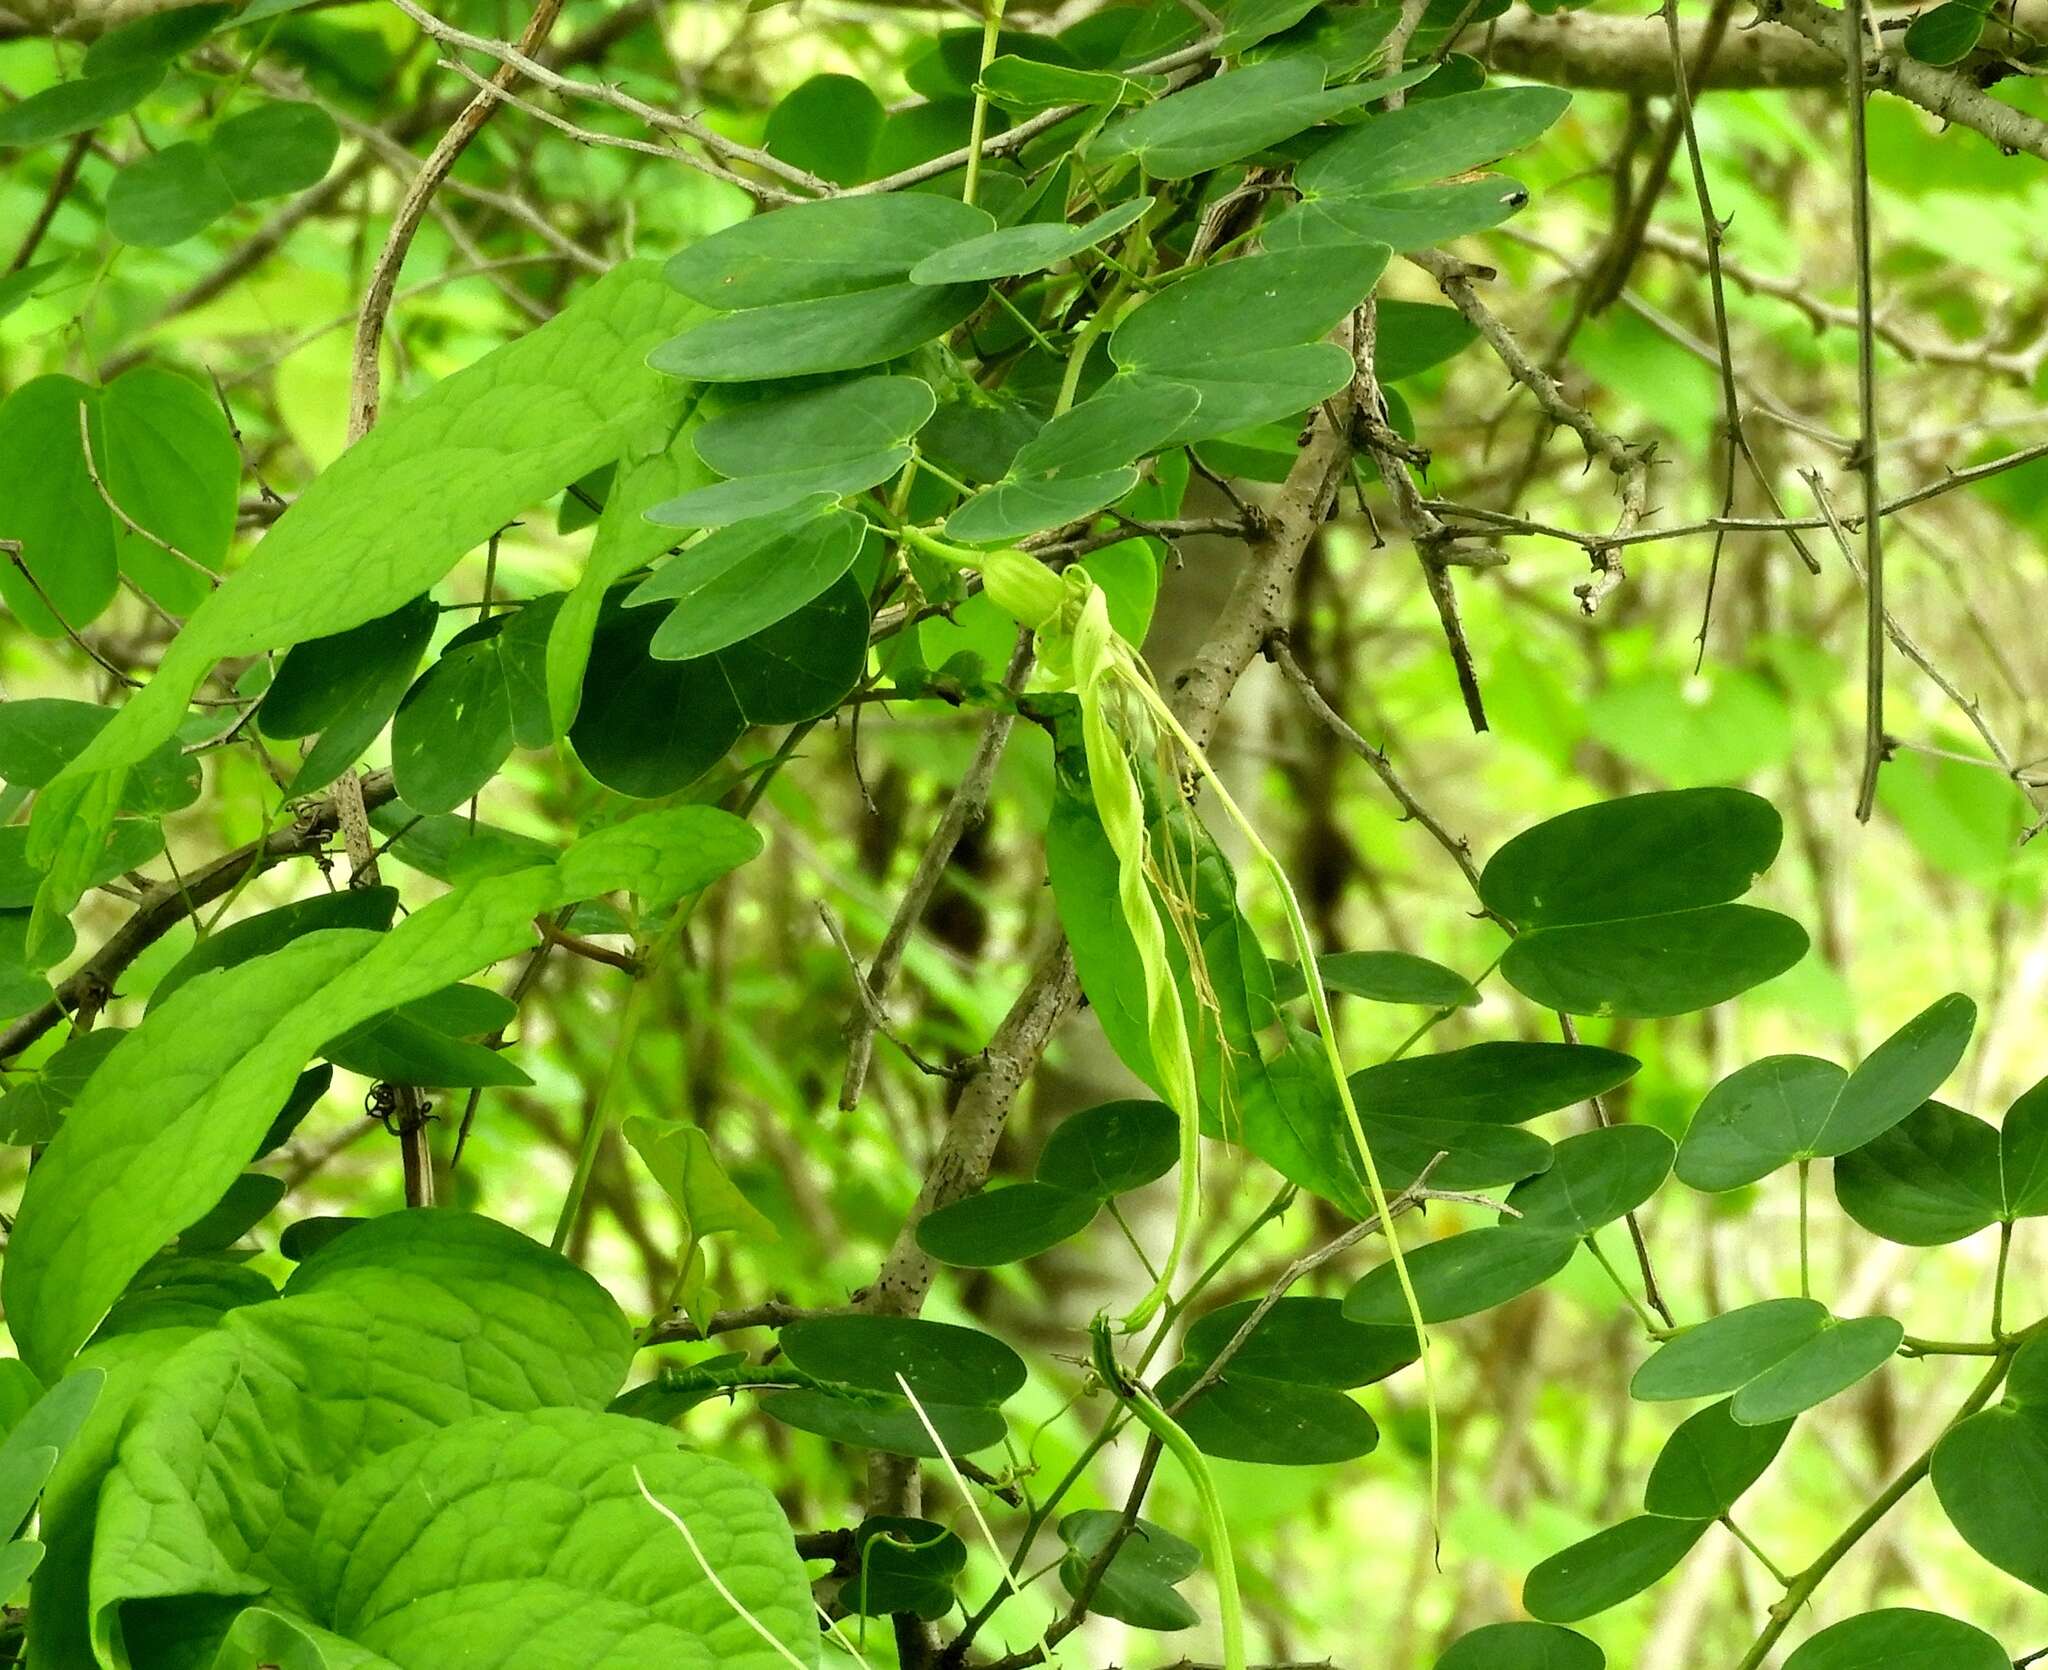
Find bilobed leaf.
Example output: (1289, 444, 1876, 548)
(1036, 1098, 1180, 1196)
(843, 1516, 966, 1619)
(915, 1181, 1101, 1266)
(635, 510, 865, 663)
(1485, 789, 1806, 1018)
(312, 1409, 819, 1669)
(665, 195, 994, 307)
(909, 198, 1150, 283)
(107, 142, 236, 246)
(1631, 1298, 1830, 1402)
(1781, 1609, 2008, 1670)
(2, 865, 562, 1377)
(1642, 1398, 1791, 1518)
(1435, 1622, 1604, 1670)
(205, 100, 340, 201)
(1523, 1513, 1709, 1622)
(1678, 994, 1975, 1189)
(1057, 1510, 1199, 1631)
(26, 261, 699, 956)
(1504, 1125, 1674, 1238)
(1345, 1227, 1577, 1325)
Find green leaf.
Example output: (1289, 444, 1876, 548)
(0, 257, 67, 323)
(1010, 380, 1201, 478)
(556, 805, 764, 909)
(1152, 1361, 1381, 1465)
(570, 577, 868, 798)
(915, 1181, 1101, 1267)
(1298, 86, 1573, 198)
(696, 376, 937, 479)
(763, 73, 884, 187)
(389, 634, 523, 815)
(1435, 1622, 1605, 1670)
(1345, 1227, 1578, 1324)
(1095, 58, 1425, 180)
(150, 887, 398, 1010)
(635, 510, 867, 662)
(1932, 1334, 2048, 1593)
(0, 818, 162, 909)
(1057, 1510, 1199, 1631)
(98, 365, 240, 610)
(1353, 1041, 1640, 1123)
(1999, 1072, 2048, 1217)
(650, 282, 985, 382)
(1485, 789, 1806, 1018)
(1729, 1316, 1902, 1424)
(0, 698, 198, 815)
(258, 596, 439, 793)
(82, 4, 231, 73)
(1642, 1398, 1791, 1518)
(946, 468, 1139, 543)
(2, 865, 562, 1377)
(1523, 1513, 1709, 1622)
(760, 1388, 1006, 1459)
(1631, 1298, 1830, 1402)
(26, 262, 697, 953)
(665, 195, 995, 307)
(624, 1115, 778, 1244)
(1182, 1296, 1416, 1388)
(1781, 1609, 2008, 1670)
(1035, 1098, 1180, 1196)
(1268, 948, 1480, 1008)
(1503, 1125, 1674, 1238)
(107, 141, 236, 246)
(780, 1315, 1024, 1407)
(1111, 247, 1392, 378)
(1116, 345, 1357, 441)
(313, 1408, 818, 1669)
(908, 198, 1151, 283)
(1375, 299, 1481, 381)
(205, 100, 340, 201)
(0, 375, 118, 634)
(0, 68, 163, 147)
(1904, 2, 1989, 65)
(979, 56, 1139, 112)
(176, 1173, 287, 1250)
(88, 1214, 634, 1655)
(843, 1516, 966, 1619)
(1678, 994, 1975, 1189)
(0, 1029, 124, 1144)
(0, 1369, 102, 1538)
(1833, 1100, 2003, 1244)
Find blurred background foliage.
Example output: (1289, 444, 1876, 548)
(5, 0, 2048, 1664)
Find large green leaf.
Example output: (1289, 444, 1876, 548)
(665, 195, 993, 308)
(2, 866, 563, 1377)
(1484, 789, 1806, 1018)
(1631, 1298, 1902, 1423)
(1110, 247, 1391, 380)
(24, 262, 697, 958)
(1056, 1510, 1198, 1631)
(1523, 1513, 1709, 1622)
(914, 1181, 1101, 1267)
(1932, 1334, 2048, 1593)
(631, 507, 866, 659)
(1678, 994, 1975, 1190)
(650, 283, 984, 382)
(88, 1214, 634, 1657)
(1780, 1609, 2008, 1670)
(311, 1408, 818, 1669)
(0, 375, 118, 634)
(0, 698, 199, 815)
(909, 199, 1150, 283)
(555, 804, 764, 911)
(1035, 1098, 1179, 1196)
(1833, 1100, 2004, 1244)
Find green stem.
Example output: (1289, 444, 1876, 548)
(1994, 1217, 2014, 1338)
(1720, 1514, 1791, 1587)
(1797, 1158, 1811, 1300)
(1732, 1347, 2015, 1670)
(1586, 1232, 1659, 1336)
(961, 0, 1005, 208)
(1054, 272, 1127, 416)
